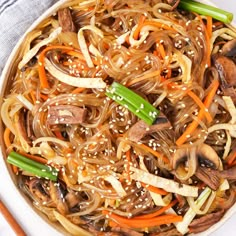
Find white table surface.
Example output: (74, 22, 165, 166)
(0, 0, 236, 235)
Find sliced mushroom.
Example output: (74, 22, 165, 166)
(197, 143, 220, 169)
(221, 39, 236, 58)
(189, 210, 225, 233)
(127, 112, 171, 142)
(172, 147, 198, 181)
(49, 181, 69, 215)
(213, 55, 236, 87)
(65, 191, 80, 209)
(28, 178, 50, 203)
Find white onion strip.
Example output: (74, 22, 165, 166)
(44, 58, 106, 88)
(53, 211, 92, 236)
(78, 25, 104, 68)
(18, 27, 62, 69)
(130, 166, 198, 197)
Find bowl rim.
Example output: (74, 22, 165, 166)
(0, 0, 236, 235)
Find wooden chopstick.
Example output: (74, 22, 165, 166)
(0, 199, 26, 236)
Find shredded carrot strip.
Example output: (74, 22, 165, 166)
(187, 90, 212, 123)
(102, 210, 182, 228)
(39, 93, 48, 101)
(3, 128, 12, 148)
(226, 148, 236, 166)
(158, 43, 166, 59)
(141, 182, 168, 195)
(18, 151, 48, 164)
(54, 130, 65, 140)
(30, 91, 36, 104)
(176, 79, 219, 146)
(38, 45, 74, 89)
(133, 15, 146, 40)
(134, 199, 178, 219)
(12, 165, 18, 174)
(71, 87, 86, 94)
(139, 143, 169, 164)
(206, 16, 213, 39)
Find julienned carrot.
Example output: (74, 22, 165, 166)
(71, 87, 86, 94)
(54, 130, 65, 140)
(133, 15, 146, 40)
(226, 148, 236, 166)
(139, 143, 169, 164)
(133, 199, 178, 219)
(30, 91, 36, 104)
(141, 182, 168, 195)
(187, 90, 212, 123)
(18, 151, 48, 164)
(206, 16, 213, 39)
(3, 128, 12, 148)
(102, 210, 182, 228)
(176, 79, 219, 146)
(158, 43, 166, 59)
(38, 45, 74, 89)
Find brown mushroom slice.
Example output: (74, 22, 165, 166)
(28, 178, 50, 203)
(58, 8, 76, 32)
(221, 39, 236, 58)
(195, 167, 220, 191)
(213, 55, 236, 87)
(197, 143, 220, 169)
(127, 113, 171, 142)
(172, 147, 198, 181)
(189, 210, 225, 234)
(49, 181, 69, 215)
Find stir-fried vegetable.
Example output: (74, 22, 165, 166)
(179, 0, 233, 24)
(175, 187, 212, 234)
(130, 166, 198, 197)
(7, 152, 58, 181)
(106, 82, 160, 125)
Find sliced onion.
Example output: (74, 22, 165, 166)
(44, 58, 106, 88)
(53, 210, 92, 236)
(16, 94, 34, 111)
(18, 27, 62, 69)
(187, 191, 216, 215)
(78, 25, 104, 68)
(33, 136, 70, 147)
(104, 175, 127, 197)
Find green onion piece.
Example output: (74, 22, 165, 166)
(106, 82, 159, 125)
(178, 0, 233, 24)
(7, 151, 58, 181)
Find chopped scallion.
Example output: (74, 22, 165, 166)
(7, 151, 58, 181)
(106, 82, 159, 125)
(179, 0, 233, 24)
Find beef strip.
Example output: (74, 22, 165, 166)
(149, 228, 182, 236)
(58, 8, 76, 32)
(128, 113, 171, 142)
(189, 210, 225, 233)
(47, 105, 87, 125)
(219, 165, 236, 180)
(195, 166, 221, 191)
